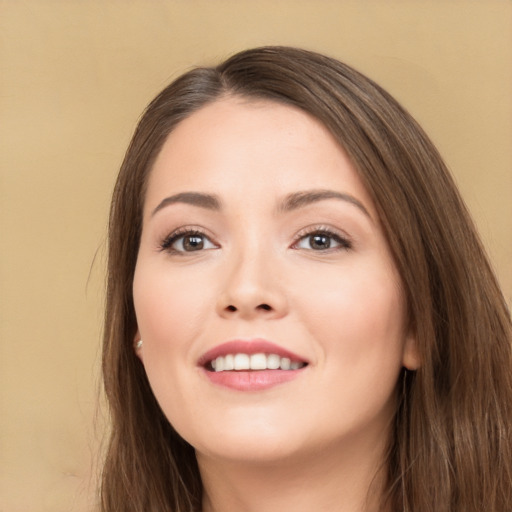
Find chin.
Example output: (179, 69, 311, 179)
(181, 416, 308, 464)
(197, 436, 305, 465)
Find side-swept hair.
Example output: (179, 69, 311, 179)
(101, 46, 512, 512)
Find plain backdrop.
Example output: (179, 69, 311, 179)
(1, 2, 511, 511)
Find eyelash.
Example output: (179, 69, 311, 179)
(159, 227, 214, 254)
(159, 225, 352, 254)
(291, 225, 352, 252)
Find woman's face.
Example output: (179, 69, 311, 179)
(133, 97, 418, 464)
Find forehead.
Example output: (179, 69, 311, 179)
(145, 97, 376, 216)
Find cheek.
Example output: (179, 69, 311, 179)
(315, 273, 406, 422)
(132, 262, 210, 423)
(134, 261, 203, 334)
(298, 262, 406, 375)
(132, 261, 214, 377)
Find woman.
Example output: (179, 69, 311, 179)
(101, 46, 512, 512)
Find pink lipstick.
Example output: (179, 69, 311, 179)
(198, 339, 308, 391)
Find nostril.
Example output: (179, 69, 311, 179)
(223, 303, 273, 314)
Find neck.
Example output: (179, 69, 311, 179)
(198, 434, 390, 512)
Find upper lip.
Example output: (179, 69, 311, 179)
(197, 339, 308, 367)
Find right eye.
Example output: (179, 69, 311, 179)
(160, 230, 217, 253)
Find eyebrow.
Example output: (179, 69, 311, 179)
(278, 189, 371, 218)
(151, 188, 371, 219)
(151, 192, 221, 217)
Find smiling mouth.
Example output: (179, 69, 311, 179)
(208, 353, 308, 372)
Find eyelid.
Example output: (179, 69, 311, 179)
(158, 224, 352, 254)
(291, 224, 353, 251)
(159, 226, 219, 254)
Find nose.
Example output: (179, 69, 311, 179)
(216, 249, 288, 320)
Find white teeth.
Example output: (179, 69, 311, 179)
(280, 357, 291, 370)
(224, 354, 234, 370)
(233, 353, 250, 370)
(267, 354, 281, 369)
(250, 353, 267, 370)
(212, 353, 305, 372)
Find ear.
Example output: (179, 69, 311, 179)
(134, 329, 144, 362)
(402, 331, 421, 370)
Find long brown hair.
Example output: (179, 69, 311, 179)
(101, 46, 512, 511)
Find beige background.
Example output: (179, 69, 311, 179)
(1, 2, 511, 511)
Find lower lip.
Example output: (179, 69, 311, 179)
(202, 368, 304, 391)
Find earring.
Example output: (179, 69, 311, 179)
(136, 340, 143, 350)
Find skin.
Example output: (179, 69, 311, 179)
(133, 97, 419, 512)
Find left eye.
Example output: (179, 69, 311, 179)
(294, 231, 350, 251)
